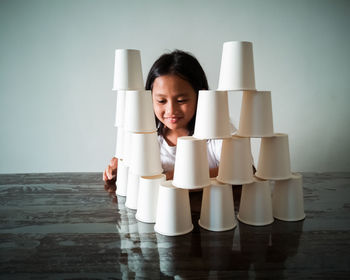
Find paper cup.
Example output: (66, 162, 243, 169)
(173, 136, 210, 189)
(122, 130, 132, 166)
(124, 90, 157, 133)
(154, 180, 193, 236)
(112, 49, 144, 91)
(217, 136, 254, 185)
(116, 159, 128, 197)
(114, 90, 126, 127)
(237, 91, 274, 137)
(237, 177, 274, 226)
(115, 127, 124, 159)
(125, 169, 140, 210)
(255, 133, 292, 180)
(130, 132, 163, 176)
(136, 174, 166, 223)
(272, 173, 306, 221)
(193, 90, 233, 139)
(198, 179, 237, 231)
(218, 41, 256, 91)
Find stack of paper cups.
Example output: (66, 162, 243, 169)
(218, 41, 256, 91)
(238, 177, 274, 226)
(255, 133, 292, 180)
(272, 173, 306, 221)
(154, 180, 193, 236)
(173, 136, 210, 189)
(217, 135, 254, 185)
(198, 179, 237, 231)
(193, 90, 233, 139)
(237, 91, 274, 137)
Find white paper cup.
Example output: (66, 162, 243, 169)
(130, 132, 163, 176)
(116, 159, 128, 197)
(115, 127, 124, 159)
(154, 180, 193, 236)
(272, 173, 306, 221)
(237, 91, 274, 137)
(237, 177, 274, 226)
(114, 90, 126, 127)
(198, 179, 237, 231)
(112, 49, 144, 91)
(218, 41, 256, 91)
(123, 130, 132, 166)
(124, 90, 157, 133)
(125, 169, 140, 210)
(136, 174, 166, 223)
(255, 133, 292, 180)
(193, 90, 233, 139)
(217, 136, 254, 185)
(173, 136, 210, 189)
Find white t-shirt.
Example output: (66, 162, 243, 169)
(158, 135, 222, 173)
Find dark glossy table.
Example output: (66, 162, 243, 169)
(0, 172, 349, 279)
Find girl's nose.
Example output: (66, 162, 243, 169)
(166, 101, 179, 115)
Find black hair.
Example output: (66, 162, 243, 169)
(145, 50, 209, 136)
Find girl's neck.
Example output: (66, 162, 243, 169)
(163, 127, 189, 146)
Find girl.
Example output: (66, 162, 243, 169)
(103, 50, 222, 182)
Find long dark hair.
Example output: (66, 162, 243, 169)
(145, 50, 209, 136)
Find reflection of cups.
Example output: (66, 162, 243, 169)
(115, 127, 124, 159)
(237, 91, 274, 137)
(136, 174, 166, 223)
(130, 132, 163, 176)
(124, 90, 156, 133)
(173, 136, 210, 189)
(272, 173, 306, 221)
(238, 177, 274, 226)
(116, 159, 128, 197)
(255, 133, 292, 180)
(112, 49, 144, 91)
(125, 169, 140, 210)
(217, 135, 254, 185)
(114, 90, 126, 127)
(193, 90, 233, 139)
(154, 180, 193, 236)
(218, 41, 256, 91)
(198, 179, 237, 231)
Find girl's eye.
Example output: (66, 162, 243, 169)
(157, 100, 166, 104)
(178, 99, 188, 103)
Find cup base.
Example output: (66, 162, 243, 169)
(135, 213, 155, 224)
(217, 87, 256, 91)
(125, 202, 137, 210)
(274, 213, 306, 222)
(198, 219, 237, 232)
(172, 182, 210, 190)
(237, 215, 274, 226)
(255, 173, 293, 181)
(237, 132, 275, 138)
(116, 189, 127, 197)
(154, 224, 194, 236)
(216, 176, 254, 185)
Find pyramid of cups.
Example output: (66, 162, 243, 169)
(111, 42, 305, 236)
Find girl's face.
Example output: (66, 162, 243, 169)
(152, 74, 197, 132)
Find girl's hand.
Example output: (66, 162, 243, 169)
(103, 157, 118, 182)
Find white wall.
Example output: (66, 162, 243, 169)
(0, 0, 349, 173)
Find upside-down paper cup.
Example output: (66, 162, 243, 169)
(124, 90, 157, 133)
(115, 127, 124, 159)
(218, 41, 256, 91)
(125, 169, 140, 210)
(217, 136, 254, 185)
(116, 159, 129, 197)
(154, 180, 193, 236)
(237, 177, 274, 226)
(237, 91, 274, 137)
(272, 173, 306, 221)
(198, 179, 237, 231)
(112, 49, 144, 91)
(193, 90, 233, 139)
(172, 136, 210, 189)
(122, 130, 132, 166)
(130, 132, 163, 176)
(255, 133, 292, 180)
(114, 90, 126, 127)
(136, 174, 166, 223)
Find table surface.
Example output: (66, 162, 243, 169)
(0, 172, 349, 279)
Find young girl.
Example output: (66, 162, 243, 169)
(103, 50, 222, 183)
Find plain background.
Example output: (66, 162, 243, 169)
(0, 0, 349, 174)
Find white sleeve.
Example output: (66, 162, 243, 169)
(207, 139, 223, 168)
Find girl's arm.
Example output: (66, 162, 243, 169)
(103, 157, 118, 182)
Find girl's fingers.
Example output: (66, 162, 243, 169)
(107, 165, 115, 180)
